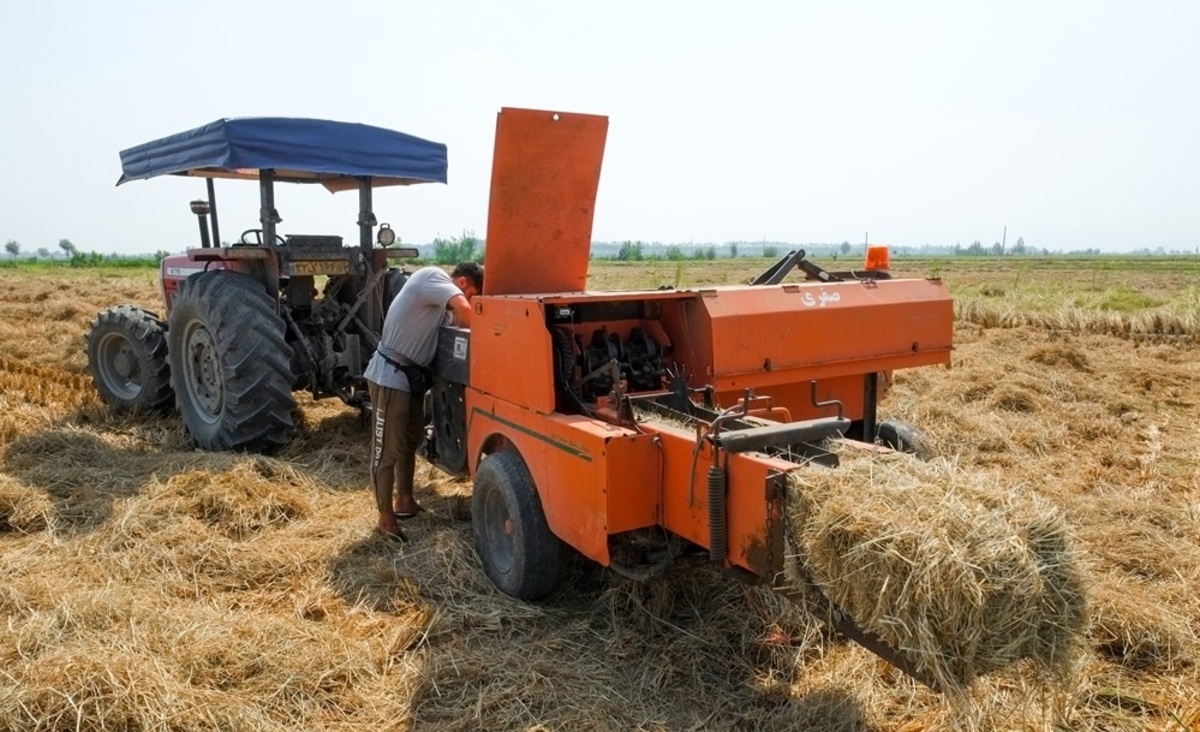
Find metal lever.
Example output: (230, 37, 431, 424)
(810, 381, 844, 420)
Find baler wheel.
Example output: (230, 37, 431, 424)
(876, 419, 932, 459)
(85, 304, 174, 413)
(472, 450, 564, 600)
(167, 271, 296, 452)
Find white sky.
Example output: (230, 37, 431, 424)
(1, 0, 1197, 255)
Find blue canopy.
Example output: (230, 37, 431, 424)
(117, 117, 448, 192)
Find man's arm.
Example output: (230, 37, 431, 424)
(448, 293, 472, 327)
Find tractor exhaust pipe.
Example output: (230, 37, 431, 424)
(189, 199, 212, 249)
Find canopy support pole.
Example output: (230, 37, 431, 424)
(259, 169, 278, 245)
(206, 178, 221, 247)
(357, 177, 381, 332)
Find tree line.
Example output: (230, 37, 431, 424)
(2, 238, 168, 268)
(6, 233, 1194, 264)
(4, 238, 79, 259)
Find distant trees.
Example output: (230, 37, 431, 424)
(505, 235, 1192, 261)
(432, 231, 481, 264)
(0, 238, 93, 261)
(616, 241, 644, 261)
(951, 235, 1042, 257)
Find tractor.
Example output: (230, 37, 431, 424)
(85, 117, 446, 451)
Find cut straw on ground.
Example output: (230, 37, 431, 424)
(1, 267, 1198, 730)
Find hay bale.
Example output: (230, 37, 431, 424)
(784, 451, 1088, 696)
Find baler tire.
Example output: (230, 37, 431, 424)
(167, 271, 296, 452)
(472, 450, 564, 600)
(876, 419, 932, 459)
(85, 305, 174, 414)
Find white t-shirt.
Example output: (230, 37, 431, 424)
(364, 267, 461, 391)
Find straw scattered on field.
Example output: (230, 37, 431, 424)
(1, 267, 1198, 730)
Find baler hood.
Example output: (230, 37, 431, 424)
(482, 108, 608, 296)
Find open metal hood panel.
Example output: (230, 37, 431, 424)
(483, 108, 608, 296)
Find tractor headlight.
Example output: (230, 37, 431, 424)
(377, 224, 397, 247)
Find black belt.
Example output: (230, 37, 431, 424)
(379, 352, 432, 394)
(380, 352, 414, 371)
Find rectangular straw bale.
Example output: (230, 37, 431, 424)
(784, 451, 1088, 695)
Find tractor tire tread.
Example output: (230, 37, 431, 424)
(472, 450, 565, 600)
(168, 271, 296, 452)
(85, 304, 174, 413)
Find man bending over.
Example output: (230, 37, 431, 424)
(364, 261, 483, 542)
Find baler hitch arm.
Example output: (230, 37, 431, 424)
(774, 572, 942, 692)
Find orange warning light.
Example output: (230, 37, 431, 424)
(864, 245, 890, 271)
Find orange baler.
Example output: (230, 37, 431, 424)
(423, 108, 954, 687)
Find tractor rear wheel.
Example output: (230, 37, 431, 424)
(167, 271, 296, 452)
(85, 305, 173, 413)
(472, 449, 564, 600)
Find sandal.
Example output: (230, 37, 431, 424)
(375, 527, 408, 544)
(394, 504, 426, 521)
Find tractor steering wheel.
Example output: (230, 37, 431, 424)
(239, 229, 287, 246)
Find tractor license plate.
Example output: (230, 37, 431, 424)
(289, 260, 350, 276)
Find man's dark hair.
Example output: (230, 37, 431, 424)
(452, 261, 484, 292)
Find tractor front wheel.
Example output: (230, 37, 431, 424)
(85, 305, 173, 413)
(472, 450, 565, 600)
(168, 271, 296, 452)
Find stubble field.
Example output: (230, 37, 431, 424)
(0, 257, 1197, 730)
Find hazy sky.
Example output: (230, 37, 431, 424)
(2, 1, 1197, 255)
